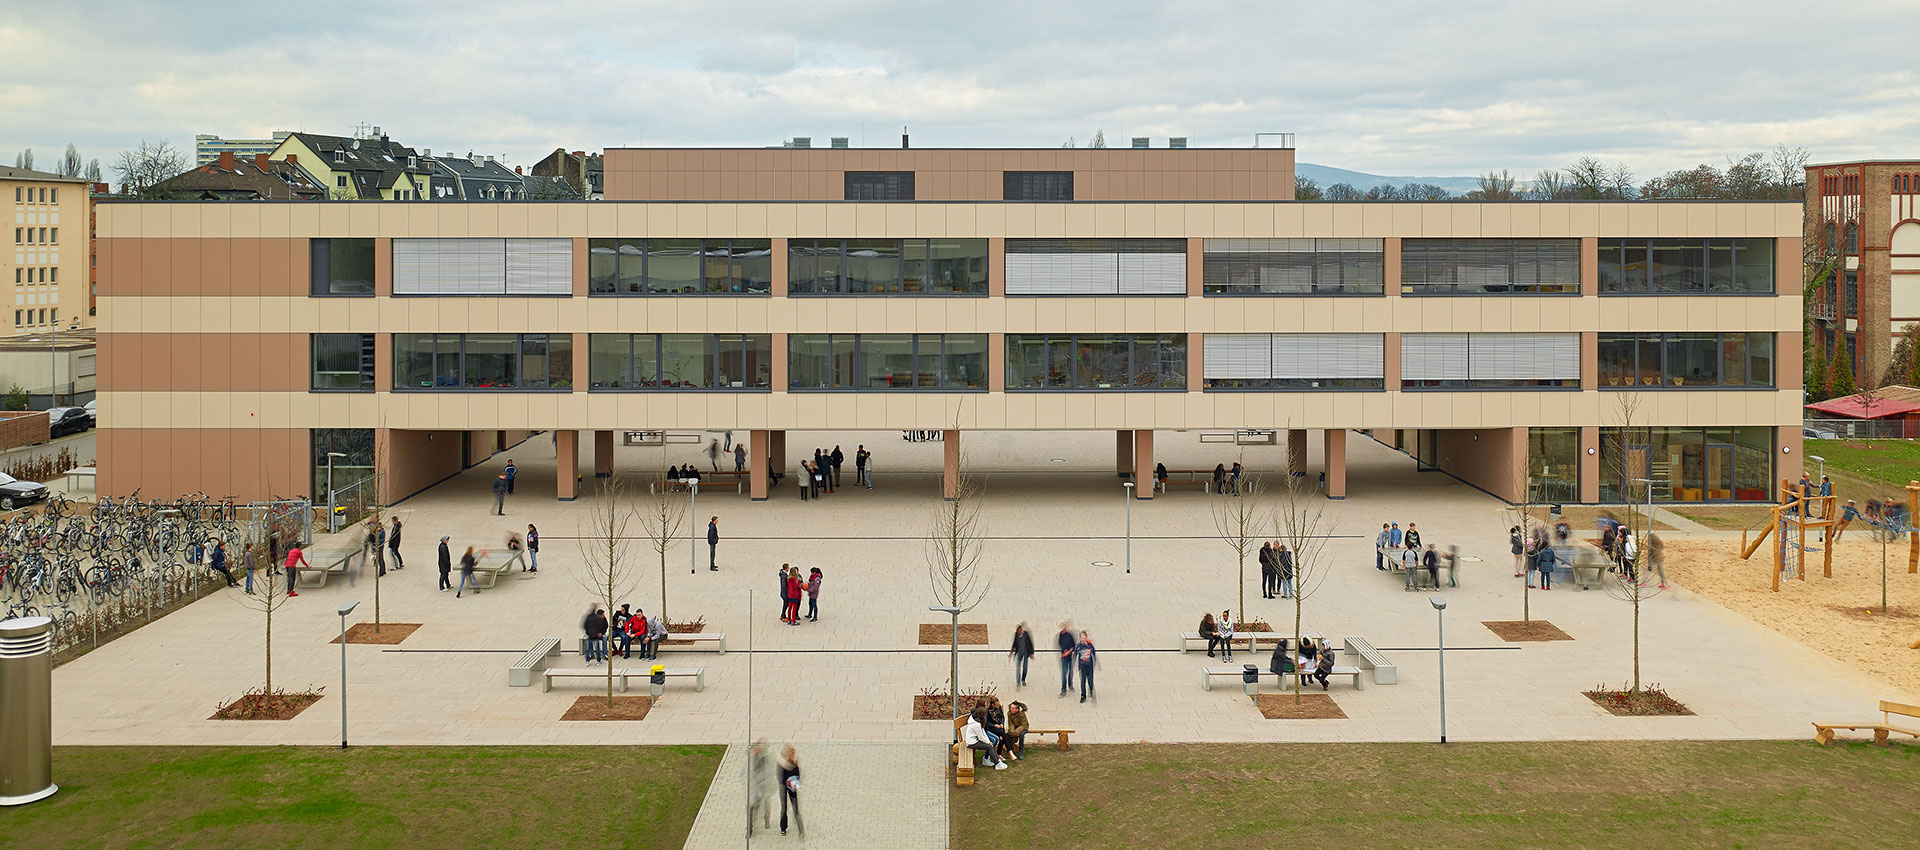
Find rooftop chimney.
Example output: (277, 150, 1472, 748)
(1131, 137, 1149, 149)
(218, 151, 234, 171)
(573, 151, 585, 157)
(254, 153, 270, 170)
(902, 130, 909, 149)
(286, 153, 298, 165)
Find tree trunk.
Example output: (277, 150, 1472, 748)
(1292, 598, 1303, 702)
(1238, 549, 1246, 623)
(1631, 589, 1641, 693)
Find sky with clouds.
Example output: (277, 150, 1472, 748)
(3, 0, 1915, 181)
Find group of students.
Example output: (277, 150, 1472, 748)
(578, 602, 670, 664)
(1005, 623, 1099, 702)
(1514, 524, 1561, 590)
(958, 694, 1032, 771)
(1596, 513, 1666, 588)
(797, 445, 872, 500)
(747, 740, 804, 838)
(776, 564, 823, 624)
(1257, 540, 1295, 598)
(1267, 636, 1340, 690)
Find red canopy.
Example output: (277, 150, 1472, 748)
(1804, 395, 1920, 419)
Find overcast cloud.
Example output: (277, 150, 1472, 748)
(3, 0, 1915, 180)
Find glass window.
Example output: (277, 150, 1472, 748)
(1003, 171, 1073, 201)
(312, 428, 374, 498)
(462, 334, 517, 389)
(588, 334, 771, 391)
(845, 240, 900, 294)
(1401, 239, 1579, 294)
(310, 238, 375, 296)
(859, 335, 915, 388)
(661, 334, 710, 388)
(1004, 334, 1187, 390)
(1598, 333, 1775, 389)
(393, 333, 567, 391)
(844, 171, 914, 201)
(789, 334, 987, 390)
(1006, 239, 1187, 295)
(312, 333, 375, 391)
(1600, 239, 1774, 294)
(943, 334, 988, 389)
(589, 238, 772, 295)
(1527, 427, 1580, 504)
(588, 333, 635, 388)
(789, 239, 985, 295)
(1204, 239, 1385, 295)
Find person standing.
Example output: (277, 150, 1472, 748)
(209, 539, 237, 587)
(1376, 523, 1392, 570)
(242, 541, 257, 594)
(1422, 543, 1440, 589)
(1154, 462, 1168, 494)
(857, 444, 873, 488)
(734, 441, 747, 473)
(1056, 622, 1076, 696)
(1075, 631, 1098, 703)
(366, 519, 387, 578)
(1277, 542, 1295, 599)
(784, 568, 805, 626)
(526, 523, 539, 572)
(1510, 526, 1525, 578)
(1534, 540, 1555, 591)
(723, 430, 733, 452)
(805, 567, 822, 621)
(437, 536, 453, 591)
(1258, 541, 1276, 599)
(456, 545, 481, 598)
(388, 516, 405, 570)
(777, 564, 797, 624)
(504, 459, 517, 495)
(778, 746, 805, 838)
(1402, 523, 1422, 571)
(1620, 530, 1639, 583)
(810, 460, 826, 499)
(283, 542, 309, 597)
(706, 438, 722, 472)
(1008, 622, 1035, 688)
(583, 606, 608, 665)
(505, 531, 528, 572)
(492, 473, 508, 516)
(748, 739, 773, 836)
(707, 516, 720, 571)
(830, 446, 845, 489)
(1648, 532, 1667, 589)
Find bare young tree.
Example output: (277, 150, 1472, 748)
(83, 159, 102, 184)
(1602, 392, 1665, 692)
(1273, 449, 1335, 702)
(1474, 170, 1519, 200)
(926, 428, 989, 721)
(59, 144, 83, 178)
(13, 148, 32, 170)
(1508, 450, 1538, 622)
(637, 448, 689, 623)
(113, 139, 188, 198)
(575, 474, 642, 704)
(1209, 454, 1271, 621)
(226, 474, 301, 693)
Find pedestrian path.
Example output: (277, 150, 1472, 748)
(683, 742, 948, 850)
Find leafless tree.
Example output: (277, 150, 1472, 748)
(927, 423, 989, 720)
(113, 139, 188, 198)
(575, 474, 642, 704)
(637, 449, 689, 622)
(1324, 182, 1363, 201)
(1473, 170, 1519, 200)
(13, 149, 32, 170)
(58, 144, 83, 178)
(1273, 449, 1335, 702)
(1769, 144, 1811, 190)
(1530, 168, 1569, 200)
(1508, 451, 1538, 622)
(1293, 176, 1324, 200)
(83, 159, 101, 184)
(1602, 392, 1665, 692)
(1210, 455, 1272, 621)
(226, 471, 300, 693)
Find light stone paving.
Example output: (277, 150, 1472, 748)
(49, 429, 1912, 748)
(682, 743, 947, 850)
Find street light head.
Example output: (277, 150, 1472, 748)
(1123, 481, 1134, 489)
(928, 605, 962, 615)
(1808, 455, 1825, 463)
(337, 600, 360, 617)
(326, 451, 348, 459)
(1428, 596, 1446, 610)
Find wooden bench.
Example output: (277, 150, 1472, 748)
(541, 666, 706, 693)
(1160, 480, 1208, 493)
(1022, 726, 1074, 752)
(1813, 700, 1920, 745)
(1341, 636, 1397, 685)
(951, 717, 977, 786)
(507, 638, 561, 687)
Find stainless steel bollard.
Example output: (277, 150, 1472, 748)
(0, 616, 57, 806)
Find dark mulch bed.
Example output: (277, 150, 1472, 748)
(1584, 686, 1694, 716)
(1251, 693, 1347, 719)
(211, 689, 324, 720)
(1482, 620, 1573, 642)
(920, 623, 989, 645)
(660, 621, 705, 646)
(561, 695, 654, 721)
(913, 693, 990, 720)
(331, 622, 422, 645)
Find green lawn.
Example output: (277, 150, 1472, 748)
(5, 745, 722, 850)
(953, 740, 1920, 850)
(1806, 438, 1920, 495)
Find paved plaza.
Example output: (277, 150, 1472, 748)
(50, 430, 1908, 749)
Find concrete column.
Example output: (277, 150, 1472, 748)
(770, 333, 788, 391)
(374, 237, 393, 297)
(1287, 429, 1307, 477)
(942, 430, 961, 500)
(556, 430, 579, 501)
(1578, 425, 1600, 503)
(1580, 332, 1598, 390)
(1115, 430, 1135, 478)
(1777, 426, 1803, 494)
(1382, 333, 1401, 391)
(1383, 237, 1402, 296)
(1186, 237, 1204, 295)
(1579, 236, 1598, 296)
(770, 237, 789, 297)
(1187, 335, 1204, 392)
(571, 237, 589, 296)
(1132, 430, 1155, 500)
(1323, 428, 1347, 499)
(770, 430, 787, 475)
(989, 333, 1006, 392)
(749, 429, 770, 501)
(987, 238, 1006, 297)
(1508, 426, 1531, 503)
(594, 429, 614, 477)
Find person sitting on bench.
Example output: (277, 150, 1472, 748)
(1269, 638, 1295, 678)
(1311, 641, 1336, 689)
(1199, 612, 1223, 658)
(962, 709, 1007, 770)
(1005, 701, 1029, 759)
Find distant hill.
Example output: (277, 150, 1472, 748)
(1296, 163, 1483, 196)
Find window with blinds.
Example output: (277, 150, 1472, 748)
(1005, 239, 1188, 295)
(1203, 334, 1385, 389)
(1003, 171, 1074, 201)
(393, 238, 573, 295)
(1401, 333, 1580, 388)
(1401, 239, 1579, 294)
(1202, 239, 1385, 295)
(844, 171, 915, 201)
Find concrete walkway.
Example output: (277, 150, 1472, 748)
(683, 743, 947, 850)
(48, 430, 1910, 747)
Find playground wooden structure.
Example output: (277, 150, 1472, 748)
(1739, 479, 1920, 591)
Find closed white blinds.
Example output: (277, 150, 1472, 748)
(1204, 334, 1384, 379)
(395, 238, 573, 295)
(1202, 334, 1272, 378)
(506, 238, 573, 295)
(1402, 334, 1470, 380)
(1006, 240, 1186, 294)
(1403, 333, 1578, 380)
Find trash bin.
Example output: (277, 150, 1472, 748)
(649, 664, 666, 699)
(1242, 664, 1260, 696)
(0, 617, 57, 806)
(1549, 504, 1563, 517)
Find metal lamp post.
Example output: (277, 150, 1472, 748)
(325, 451, 347, 533)
(1429, 595, 1447, 744)
(930, 604, 962, 738)
(337, 600, 359, 749)
(1808, 454, 1826, 482)
(688, 480, 699, 574)
(1122, 481, 1134, 574)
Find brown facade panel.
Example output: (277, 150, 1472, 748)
(101, 334, 310, 392)
(99, 427, 307, 502)
(96, 237, 308, 297)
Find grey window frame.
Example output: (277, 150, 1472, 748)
(786, 333, 990, 392)
(787, 238, 988, 296)
(587, 238, 774, 296)
(1597, 332, 1775, 389)
(311, 333, 376, 392)
(1202, 238, 1386, 296)
(309, 238, 377, 297)
(1597, 238, 1775, 295)
(391, 333, 573, 392)
(1004, 333, 1189, 391)
(585, 333, 774, 392)
(844, 171, 915, 201)
(1004, 238, 1189, 296)
(1003, 171, 1074, 201)
(1401, 238, 1580, 295)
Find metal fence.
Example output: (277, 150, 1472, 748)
(1804, 418, 1920, 440)
(326, 475, 378, 534)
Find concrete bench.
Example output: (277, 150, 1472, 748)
(1814, 700, 1920, 746)
(655, 631, 727, 654)
(507, 638, 561, 687)
(1341, 636, 1397, 685)
(1289, 665, 1365, 690)
(1202, 665, 1285, 691)
(650, 479, 743, 495)
(1180, 630, 1316, 654)
(543, 667, 636, 693)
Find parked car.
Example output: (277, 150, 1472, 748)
(1804, 425, 1840, 440)
(46, 406, 90, 437)
(82, 399, 95, 424)
(0, 471, 49, 511)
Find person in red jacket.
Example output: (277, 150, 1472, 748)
(784, 566, 805, 625)
(625, 610, 648, 660)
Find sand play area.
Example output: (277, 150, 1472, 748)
(1665, 534, 1920, 698)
